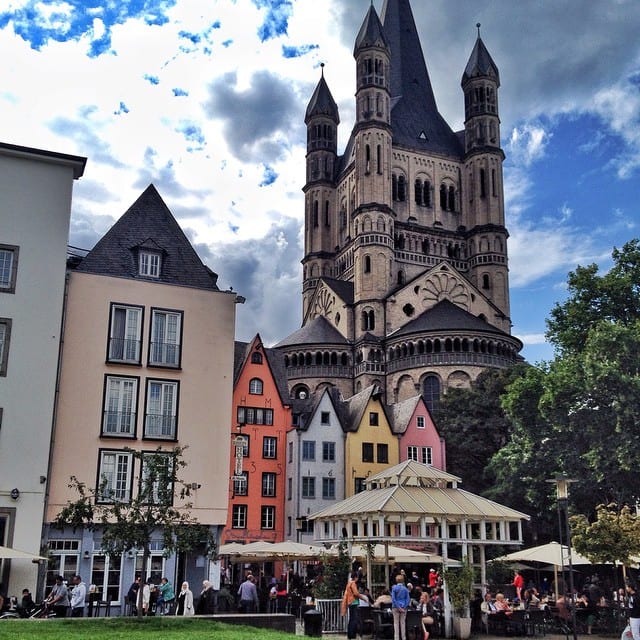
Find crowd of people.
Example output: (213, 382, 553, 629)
(341, 567, 445, 640)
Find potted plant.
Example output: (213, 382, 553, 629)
(444, 561, 475, 640)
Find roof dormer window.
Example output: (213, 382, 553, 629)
(139, 250, 161, 278)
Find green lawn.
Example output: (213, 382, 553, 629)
(0, 617, 298, 640)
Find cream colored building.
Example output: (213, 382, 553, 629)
(277, 0, 522, 408)
(0, 142, 85, 597)
(44, 185, 238, 609)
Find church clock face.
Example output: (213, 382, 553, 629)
(420, 271, 469, 309)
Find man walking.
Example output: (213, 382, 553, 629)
(70, 575, 87, 617)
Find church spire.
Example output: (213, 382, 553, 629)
(379, 0, 462, 157)
(462, 26, 500, 86)
(354, 4, 388, 56)
(305, 64, 339, 125)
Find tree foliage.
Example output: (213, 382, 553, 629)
(571, 503, 640, 566)
(53, 446, 215, 616)
(314, 540, 351, 599)
(488, 239, 640, 532)
(434, 365, 527, 496)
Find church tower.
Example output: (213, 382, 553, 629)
(302, 66, 339, 320)
(461, 25, 511, 320)
(278, 0, 522, 408)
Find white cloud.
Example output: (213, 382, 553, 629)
(507, 123, 551, 167)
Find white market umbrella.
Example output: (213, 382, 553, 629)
(0, 545, 48, 561)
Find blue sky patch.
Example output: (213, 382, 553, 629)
(176, 122, 205, 146)
(282, 43, 318, 58)
(259, 164, 278, 186)
(252, 0, 292, 42)
(0, 0, 176, 55)
(114, 101, 130, 115)
(144, 74, 160, 85)
(173, 88, 189, 97)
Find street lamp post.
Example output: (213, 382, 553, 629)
(549, 475, 578, 640)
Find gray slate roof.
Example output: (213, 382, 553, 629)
(76, 184, 220, 290)
(388, 395, 421, 435)
(275, 315, 349, 348)
(390, 299, 511, 339)
(462, 36, 500, 85)
(354, 4, 389, 54)
(305, 74, 339, 124)
(321, 277, 354, 306)
(380, 0, 464, 157)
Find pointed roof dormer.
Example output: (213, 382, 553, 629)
(305, 67, 339, 124)
(354, 4, 389, 55)
(462, 27, 500, 86)
(76, 184, 220, 290)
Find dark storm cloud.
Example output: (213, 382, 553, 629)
(195, 215, 303, 345)
(204, 70, 303, 163)
(335, 0, 640, 132)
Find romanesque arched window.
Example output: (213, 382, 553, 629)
(423, 375, 441, 412)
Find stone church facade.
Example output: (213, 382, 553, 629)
(276, 0, 522, 409)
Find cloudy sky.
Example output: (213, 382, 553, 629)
(1, 0, 638, 363)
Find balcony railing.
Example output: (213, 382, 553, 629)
(149, 341, 180, 366)
(285, 365, 353, 379)
(102, 411, 136, 436)
(387, 351, 514, 373)
(108, 338, 141, 363)
(144, 414, 176, 438)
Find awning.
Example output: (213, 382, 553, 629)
(0, 545, 48, 561)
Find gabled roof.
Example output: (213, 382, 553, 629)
(390, 299, 511, 339)
(294, 386, 344, 433)
(462, 36, 500, 86)
(354, 4, 389, 55)
(341, 384, 389, 433)
(310, 460, 530, 523)
(380, 0, 463, 157)
(320, 277, 355, 306)
(76, 185, 220, 290)
(233, 335, 290, 406)
(388, 395, 422, 435)
(305, 72, 339, 124)
(275, 315, 349, 348)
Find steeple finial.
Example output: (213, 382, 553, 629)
(476, 23, 481, 38)
(320, 62, 325, 77)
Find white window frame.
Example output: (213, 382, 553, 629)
(149, 309, 182, 367)
(90, 553, 123, 604)
(249, 378, 263, 395)
(263, 436, 277, 459)
(97, 451, 133, 503)
(108, 304, 142, 363)
(0, 245, 18, 293)
(421, 446, 433, 465)
(261, 505, 275, 530)
(102, 376, 138, 436)
(139, 250, 161, 277)
(144, 379, 178, 439)
(233, 471, 248, 496)
(262, 472, 276, 497)
(140, 452, 174, 505)
(232, 504, 247, 529)
(416, 416, 426, 429)
(47, 540, 80, 589)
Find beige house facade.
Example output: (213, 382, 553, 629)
(0, 142, 85, 598)
(44, 185, 238, 609)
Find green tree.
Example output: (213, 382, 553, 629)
(434, 365, 527, 496)
(53, 446, 215, 616)
(571, 503, 640, 567)
(490, 239, 640, 529)
(314, 540, 351, 599)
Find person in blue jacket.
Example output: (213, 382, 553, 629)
(391, 574, 411, 640)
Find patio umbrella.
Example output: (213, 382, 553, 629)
(493, 541, 592, 593)
(0, 545, 48, 561)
